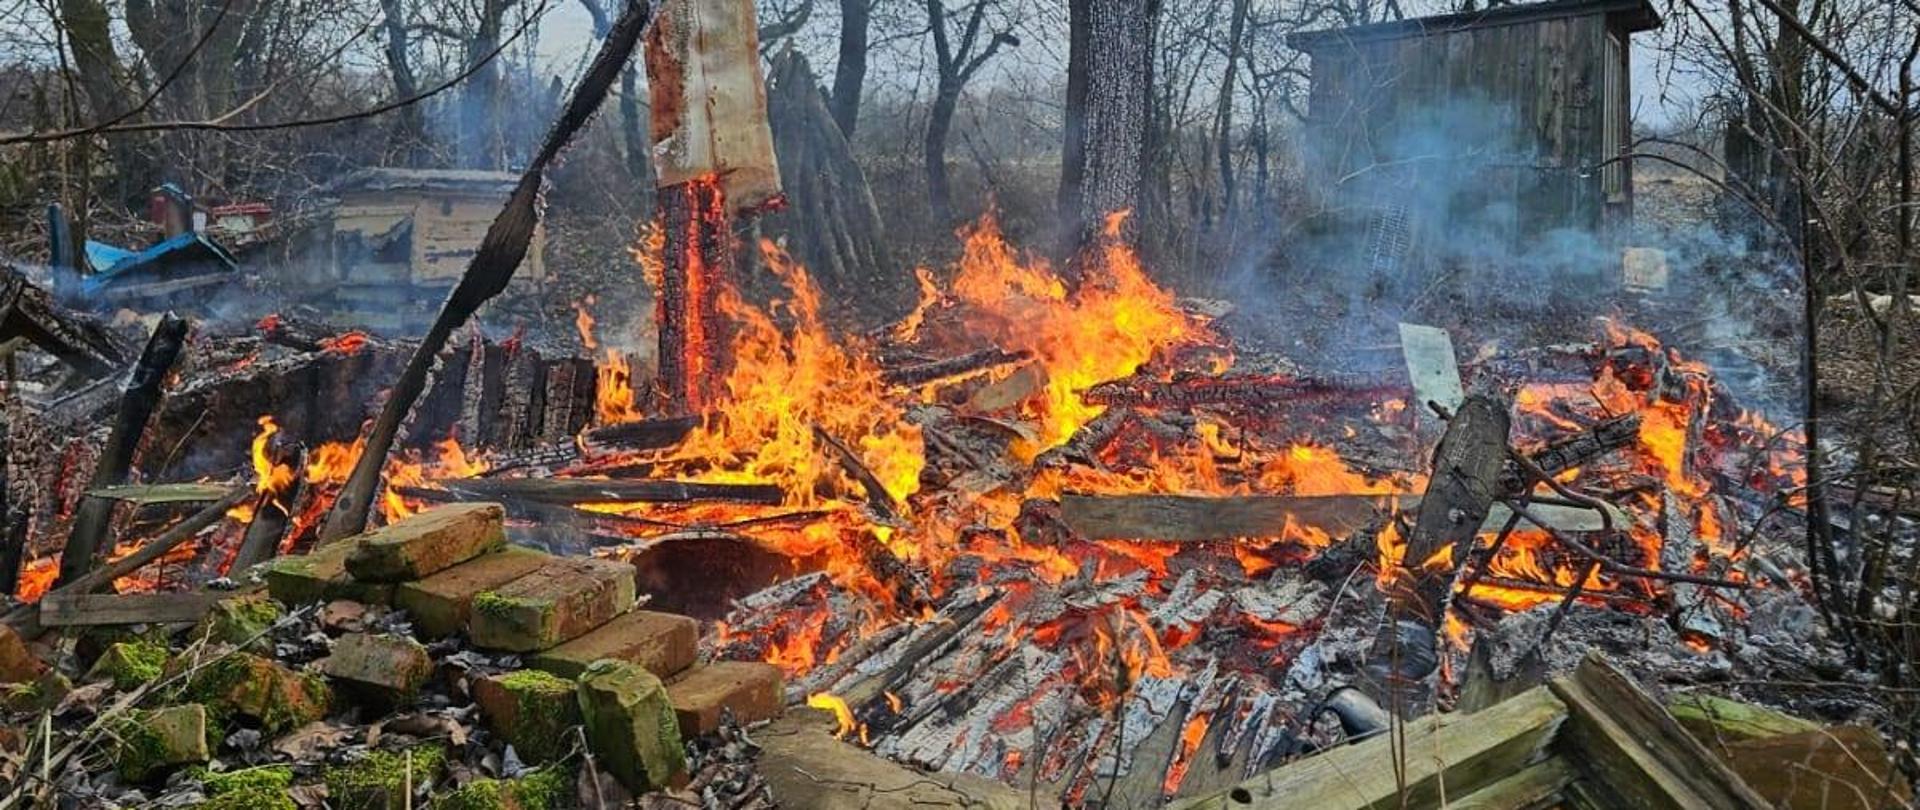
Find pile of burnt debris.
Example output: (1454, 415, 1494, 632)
(0, 244, 1909, 810)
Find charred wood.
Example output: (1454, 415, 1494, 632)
(880, 348, 1031, 388)
(57, 314, 190, 586)
(0, 270, 126, 377)
(407, 477, 784, 507)
(1082, 373, 1409, 412)
(1365, 390, 1511, 693)
(230, 447, 306, 573)
(1497, 414, 1641, 495)
(657, 179, 734, 415)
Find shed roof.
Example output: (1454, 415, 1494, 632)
(328, 168, 520, 197)
(1288, 0, 1660, 50)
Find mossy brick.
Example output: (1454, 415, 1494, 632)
(85, 639, 170, 690)
(394, 545, 549, 637)
(345, 502, 507, 582)
(576, 660, 685, 792)
(317, 633, 433, 707)
(0, 624, 46, 683)
(263, 537, 394, 606)
(528, 609, 698, 681)
(1, 671, 71, 713)
(472, 670, 582, 764)
(178, 652, 331, 735)
(116, 704, 210, 782)
(666, 661, 785, 736)
(192, 592, 283, 652)
(468, 557, 636, 652)
(436, 766, 572, 810)
(324, 746, 445, 810)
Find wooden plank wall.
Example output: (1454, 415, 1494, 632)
(1302, 14, 1612, 244)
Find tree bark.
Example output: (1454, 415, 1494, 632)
(924, 83, 961, 224)
(1062, 0, 1157, 260)
(1213, 0, 1248, 224)
(56, 314, 191, 586)
(458, 0, 516, 169)
(57, 0, 153, 196)
(830, 0, 870, 136)
(381, 0, 430, 165)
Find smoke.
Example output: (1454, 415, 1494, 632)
(1212, 94, 1804, 421)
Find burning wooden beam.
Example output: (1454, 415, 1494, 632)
(407, 477, 784, 507)
(645, 0, 781, 414)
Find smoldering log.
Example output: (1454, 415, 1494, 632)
(486, 415, 703, 475)
(314, 0, 655, 543)
(655, 179, 734, 415)
(229, 448, 306, 573)
(407, 477, 785, 507)
(57, 314, 190, 586)
(1497, 413, 1641, 494)
(880, 348, 1032, 388)
(0, 270, 126, 378)
(1365, 390, 1512, 691)
(1059, 493, 1396, 541)
(1081, 373, 1410, 411)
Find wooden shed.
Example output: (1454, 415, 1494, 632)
(271, 169, 546, 331)
(1287, 0, 1661, 276)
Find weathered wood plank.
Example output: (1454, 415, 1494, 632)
(1169, 686, 1567, 810)
(1451, 756, 1576, 810)
(1547, 653, 1772, 809)
(39, 590, 227, 626)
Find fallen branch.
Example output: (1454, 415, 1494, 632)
(880, 348, 1030, 387)
(813, 424, 899, 519)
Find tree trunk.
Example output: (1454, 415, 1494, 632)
(381, 0, 430, 165)
(1063, 0, 1157, 259)
(1055, 0, 1091, 252)
(459, 0, 515, 169)
(620, 64, 655, 202)
(57, 0, 152, 197)
(1213, 0, 1248, 224)
(830, 0, 870, 136)
(924, 83, 961, 225)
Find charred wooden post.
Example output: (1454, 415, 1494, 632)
(229, 446, 306, 573)
(644, 0, 781, 414)
(539, 357, 596, 444)
(1497, 413, 1642, 494)
(57, 314, 190, 586)
(1365, 389, 1512, 698)
(314, 0, 654, 543)
(655, 179, 734, 415)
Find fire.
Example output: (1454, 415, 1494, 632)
(806, 692, 859, 740)
(941, 210, 1211, 458)
(319, 331, 369, 355)
(577, 296, 644, 425)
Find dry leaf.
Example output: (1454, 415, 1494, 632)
(272, 722, 353, 760)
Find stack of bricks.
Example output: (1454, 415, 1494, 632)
(264, 501, 786, 793)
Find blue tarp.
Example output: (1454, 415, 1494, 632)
(81, 232, 238, 294)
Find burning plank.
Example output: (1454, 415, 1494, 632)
(407, 477, 784, 507)
(1081, 373, 1409, 412)
(880, 348, 1031, 388)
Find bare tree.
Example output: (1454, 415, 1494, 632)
(922, 0, 1018, 224)
(830, 0, 871, 136)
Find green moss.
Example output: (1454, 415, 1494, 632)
(179, 654, 330, 735)
(115, 716, 174, 782)
(193, 764, 294, 795)
(194, 594, 283, 651)
(2, 671, 71, 713)
(325, 746, 446, 810)
(193, 787, 297, 810)
(89, 639, 170, 690)
(436, 767, 572, 810)
(471, 591, 540, 620)
(498, 670, 578, 762)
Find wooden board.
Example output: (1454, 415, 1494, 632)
(756, 710, 1029, 810)
(39, 591, 227, 627)
(1171, 686, 1568, 809)
(1548, 653, 1772, 809)
(1057, 493, 1625, 542)
(88, 483, 235, 505)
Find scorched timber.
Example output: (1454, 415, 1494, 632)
(1497, 413, 1641, 494)
(880, 348, 1031, 387)
(411, 478, 784, 506)
(481, 415, 702, 475)
(1081, 373, 1410, 411)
